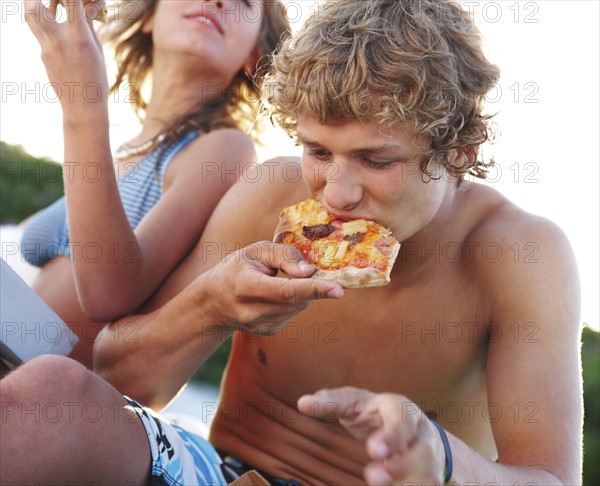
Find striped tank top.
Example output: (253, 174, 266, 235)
(20, 131, 199, 267)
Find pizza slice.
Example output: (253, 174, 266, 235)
(274, 198, 400, 288)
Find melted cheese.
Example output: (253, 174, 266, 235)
(281, 199, 331, 231)
(342, 219, 368, 236)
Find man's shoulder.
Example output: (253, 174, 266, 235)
(203, 156, 310, 244)
(236, 156, 310, 212)
(464, 182, 568, 252)
(462, 183, 578, 317)
(143, 157, 310, 305)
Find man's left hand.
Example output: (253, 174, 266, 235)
(298, 387, 447, 485)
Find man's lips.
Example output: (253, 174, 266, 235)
(184, 12, 224, 35)
(315, 198, 375, 222)
(329, 213, 372, 223)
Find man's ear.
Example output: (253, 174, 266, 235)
(448, 147, 476, 169)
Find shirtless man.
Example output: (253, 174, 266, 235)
(1, 0, 582, 485)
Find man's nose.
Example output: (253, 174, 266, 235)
(322, 162, 363, 214)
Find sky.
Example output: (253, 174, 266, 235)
(1, 1, 598, 330)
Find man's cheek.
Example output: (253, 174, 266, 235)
(302, 159, 323, 187)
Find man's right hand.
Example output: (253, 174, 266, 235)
(198, 241, 344, 336)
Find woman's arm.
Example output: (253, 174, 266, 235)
(66, 128, 255, 321)
(25, 0, 254, 321)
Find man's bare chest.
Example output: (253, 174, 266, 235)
(237, 265, 490, 401)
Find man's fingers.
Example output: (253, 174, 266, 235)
(277, 246, 318, 278)
(365, 462, 436, 486)
(363, 463, 393, 486)
(284, 276, 344, 301)
(255, 273, 343, 303)
(237, 243, 343, 301)
(367, 438, 441, 485)
(365, 395, 422, 457)
(243, 241, 316, 278)
(298, 387, 375, 421)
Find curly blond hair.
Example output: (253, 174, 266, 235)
(100, 0, 291, 144)
(264, 0, 500, 180)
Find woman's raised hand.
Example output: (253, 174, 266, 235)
(23, 0, 109, 115)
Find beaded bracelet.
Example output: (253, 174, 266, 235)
(431, 420, 453, 484)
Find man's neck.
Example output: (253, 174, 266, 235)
(392, 182, 467, 282)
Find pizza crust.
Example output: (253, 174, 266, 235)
(313, 267, 389, 288)
(312, 237, 400, 288)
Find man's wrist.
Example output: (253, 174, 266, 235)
(431, 420, 453, 484)
(188, 271, 235, 340)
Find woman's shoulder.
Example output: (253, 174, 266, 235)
(162, 128, 258, 189)
(184, 128, 256, 159)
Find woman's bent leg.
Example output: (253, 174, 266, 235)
(0, 355, 151, 484)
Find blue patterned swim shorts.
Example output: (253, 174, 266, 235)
(124, 396, 227, 486)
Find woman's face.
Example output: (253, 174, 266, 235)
(144, 0, 263, 82)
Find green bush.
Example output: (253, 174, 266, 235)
(583, 325, 600, 485)
(193, 337, 232, 387)
(0, 141, 64, 224)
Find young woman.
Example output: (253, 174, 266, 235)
(19, 0, 290, 368)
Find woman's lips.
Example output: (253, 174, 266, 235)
(184, 12, 224, 35)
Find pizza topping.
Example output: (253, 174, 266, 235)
(302, 224, 335, 240)
(374, 236, 398, 256)
(334, 240, 350, 260)
(322, 244, 337, 265)
(274, 230, 295, 244)
(329, 220, 345, 230)
(341, 219, 369, 236)
(343, 232, 364, 244)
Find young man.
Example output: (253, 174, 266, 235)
(2, 1, 582, 484)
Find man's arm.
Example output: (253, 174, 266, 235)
(94, 242, 343, 409)
(478, 214, 582, 484)
(94, 158, 315, 408)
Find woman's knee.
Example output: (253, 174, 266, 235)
(2, 355, 95, 402)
